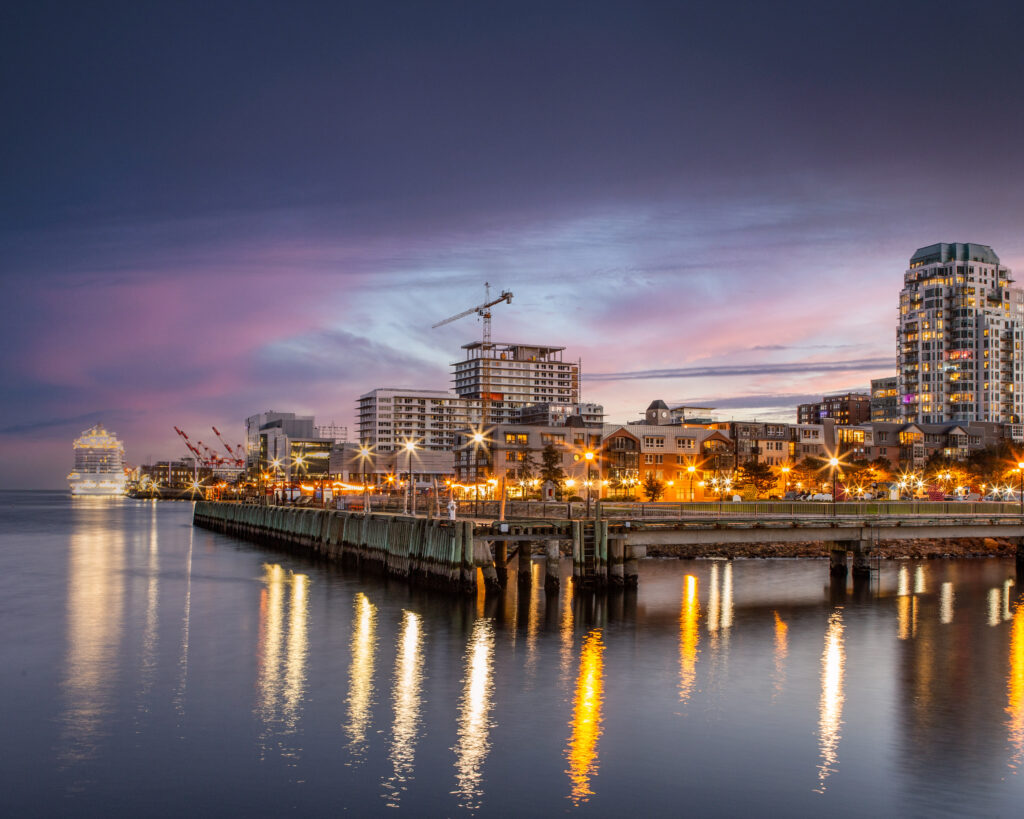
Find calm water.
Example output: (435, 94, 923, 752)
(3, 491, 1024, 816)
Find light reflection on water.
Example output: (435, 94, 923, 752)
(1008, 597, 1024, 772)
(565, 629, 604, 806)
(678, 574, 699, 703)
(61, 516, 125, 762)
(382, 610, 424, 807)
(815, 609, 845, 793)
(344, 593, 377, 763)
(452, 618, 495, 810)
(6, 495, 1024, 814)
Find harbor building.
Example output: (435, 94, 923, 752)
(245, 410, 334, 481)
(797, 392, 871, 426)
(513, 401, 604, 426)
(356, 388, 481, 454)
(451, 342, 580, 425)
(897, 243, 1024, 424)
(871, 376, 901, 422)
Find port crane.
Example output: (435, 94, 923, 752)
(212, 426, 246, 467)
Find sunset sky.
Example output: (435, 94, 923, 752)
(3, 1, 1024, 488)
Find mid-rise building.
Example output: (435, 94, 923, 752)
(451, 342, 579, 424)
(870, 376, 901, 422)
(513, 402, 604, 426)
(356, 388, 481, 454)
(897, 243, 1024, 424)
(797, 393, 871, 426)
(245, 410, 333, 480)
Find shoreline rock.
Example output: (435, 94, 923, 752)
(646, 537, 1019, 560)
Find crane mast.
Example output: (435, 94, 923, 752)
(431, 283, 514, 430)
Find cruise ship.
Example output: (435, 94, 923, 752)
(68, 424, 128, 496)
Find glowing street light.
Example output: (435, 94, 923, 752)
(584, 450, 596, 517)
(1018, 461, 1024, 515)
(402, 440, 418, 515)
(687, 463, 696, 501)
(828, 456, 840, 515)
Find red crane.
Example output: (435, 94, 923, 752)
(212, 426, 245, 467)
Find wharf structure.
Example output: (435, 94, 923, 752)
(192, 500, 1024, 595)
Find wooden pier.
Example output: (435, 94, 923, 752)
(193, 501, 1024, 594)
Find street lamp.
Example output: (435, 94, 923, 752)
(687, 463, 696, 502)
(1018, 461, 1024, 515)
(829, 456, 839, 516)
(781, 465, 790, 498)
(402, 440, 418, 515)
(358, 445, 373, 515)
(471, 431, 487, 516)
(584, 450, 595, 517)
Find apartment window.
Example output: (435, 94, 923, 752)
(643, 436, 665, 448)
(644, 454, 654, 464)
(505, 433, 528, 445)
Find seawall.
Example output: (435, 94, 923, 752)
(193, 501, 495, 593)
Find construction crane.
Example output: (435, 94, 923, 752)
(432, 283, 514, 437)
(431, 282, 513, 348)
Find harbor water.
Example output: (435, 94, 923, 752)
(3, 491, 1024, 816)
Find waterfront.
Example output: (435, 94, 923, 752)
(4, 492, 1024, 815)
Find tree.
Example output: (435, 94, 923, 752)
(642, 473, 665, 501)
(540, 444, 566, 492)
(735, 461, 776, 497)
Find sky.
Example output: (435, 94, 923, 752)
(3, 0, 1024, 488)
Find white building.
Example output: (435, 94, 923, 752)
(356, 388, 482, 453)
(452, 342, 580, 424)
(898, 243, 1024, 424)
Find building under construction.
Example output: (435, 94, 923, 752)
(452, 341, 580, 424)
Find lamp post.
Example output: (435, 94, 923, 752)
(471, 432, 486, 517)
(358, 445, 373, 515)
(687, 464, 696, 502)
(584, 450, 595, 517)
(829, 456, 839, 516)
(781, 465, 790, 498)
(402, 440, 417, 515)
(1018, 462, 1024, 515)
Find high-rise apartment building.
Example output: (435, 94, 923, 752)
(451, 342, 580, 424)
(898, 243, 1024, 424)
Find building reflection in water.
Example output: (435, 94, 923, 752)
(382, 610, 424, 807)
(678, 575, 699, 703)
(138, 502, 160, 709)
(707, 561, 733, 684)
(255, 564, 310, 758)
(566, 629, 604, 806)
(452, 618, 496, 810)
(344, 593, 378, 763)
(897, 565, 918, 641)
(1007, 596, 1024, 772)
(174, 525, 194, 722)
(773, 611, 788, 699)
(62, 520, 126, 762)
(940, 582, 955, 625)
(815, 609, 845, 793)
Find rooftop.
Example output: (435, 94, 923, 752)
(910, 242, 1001, 266)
